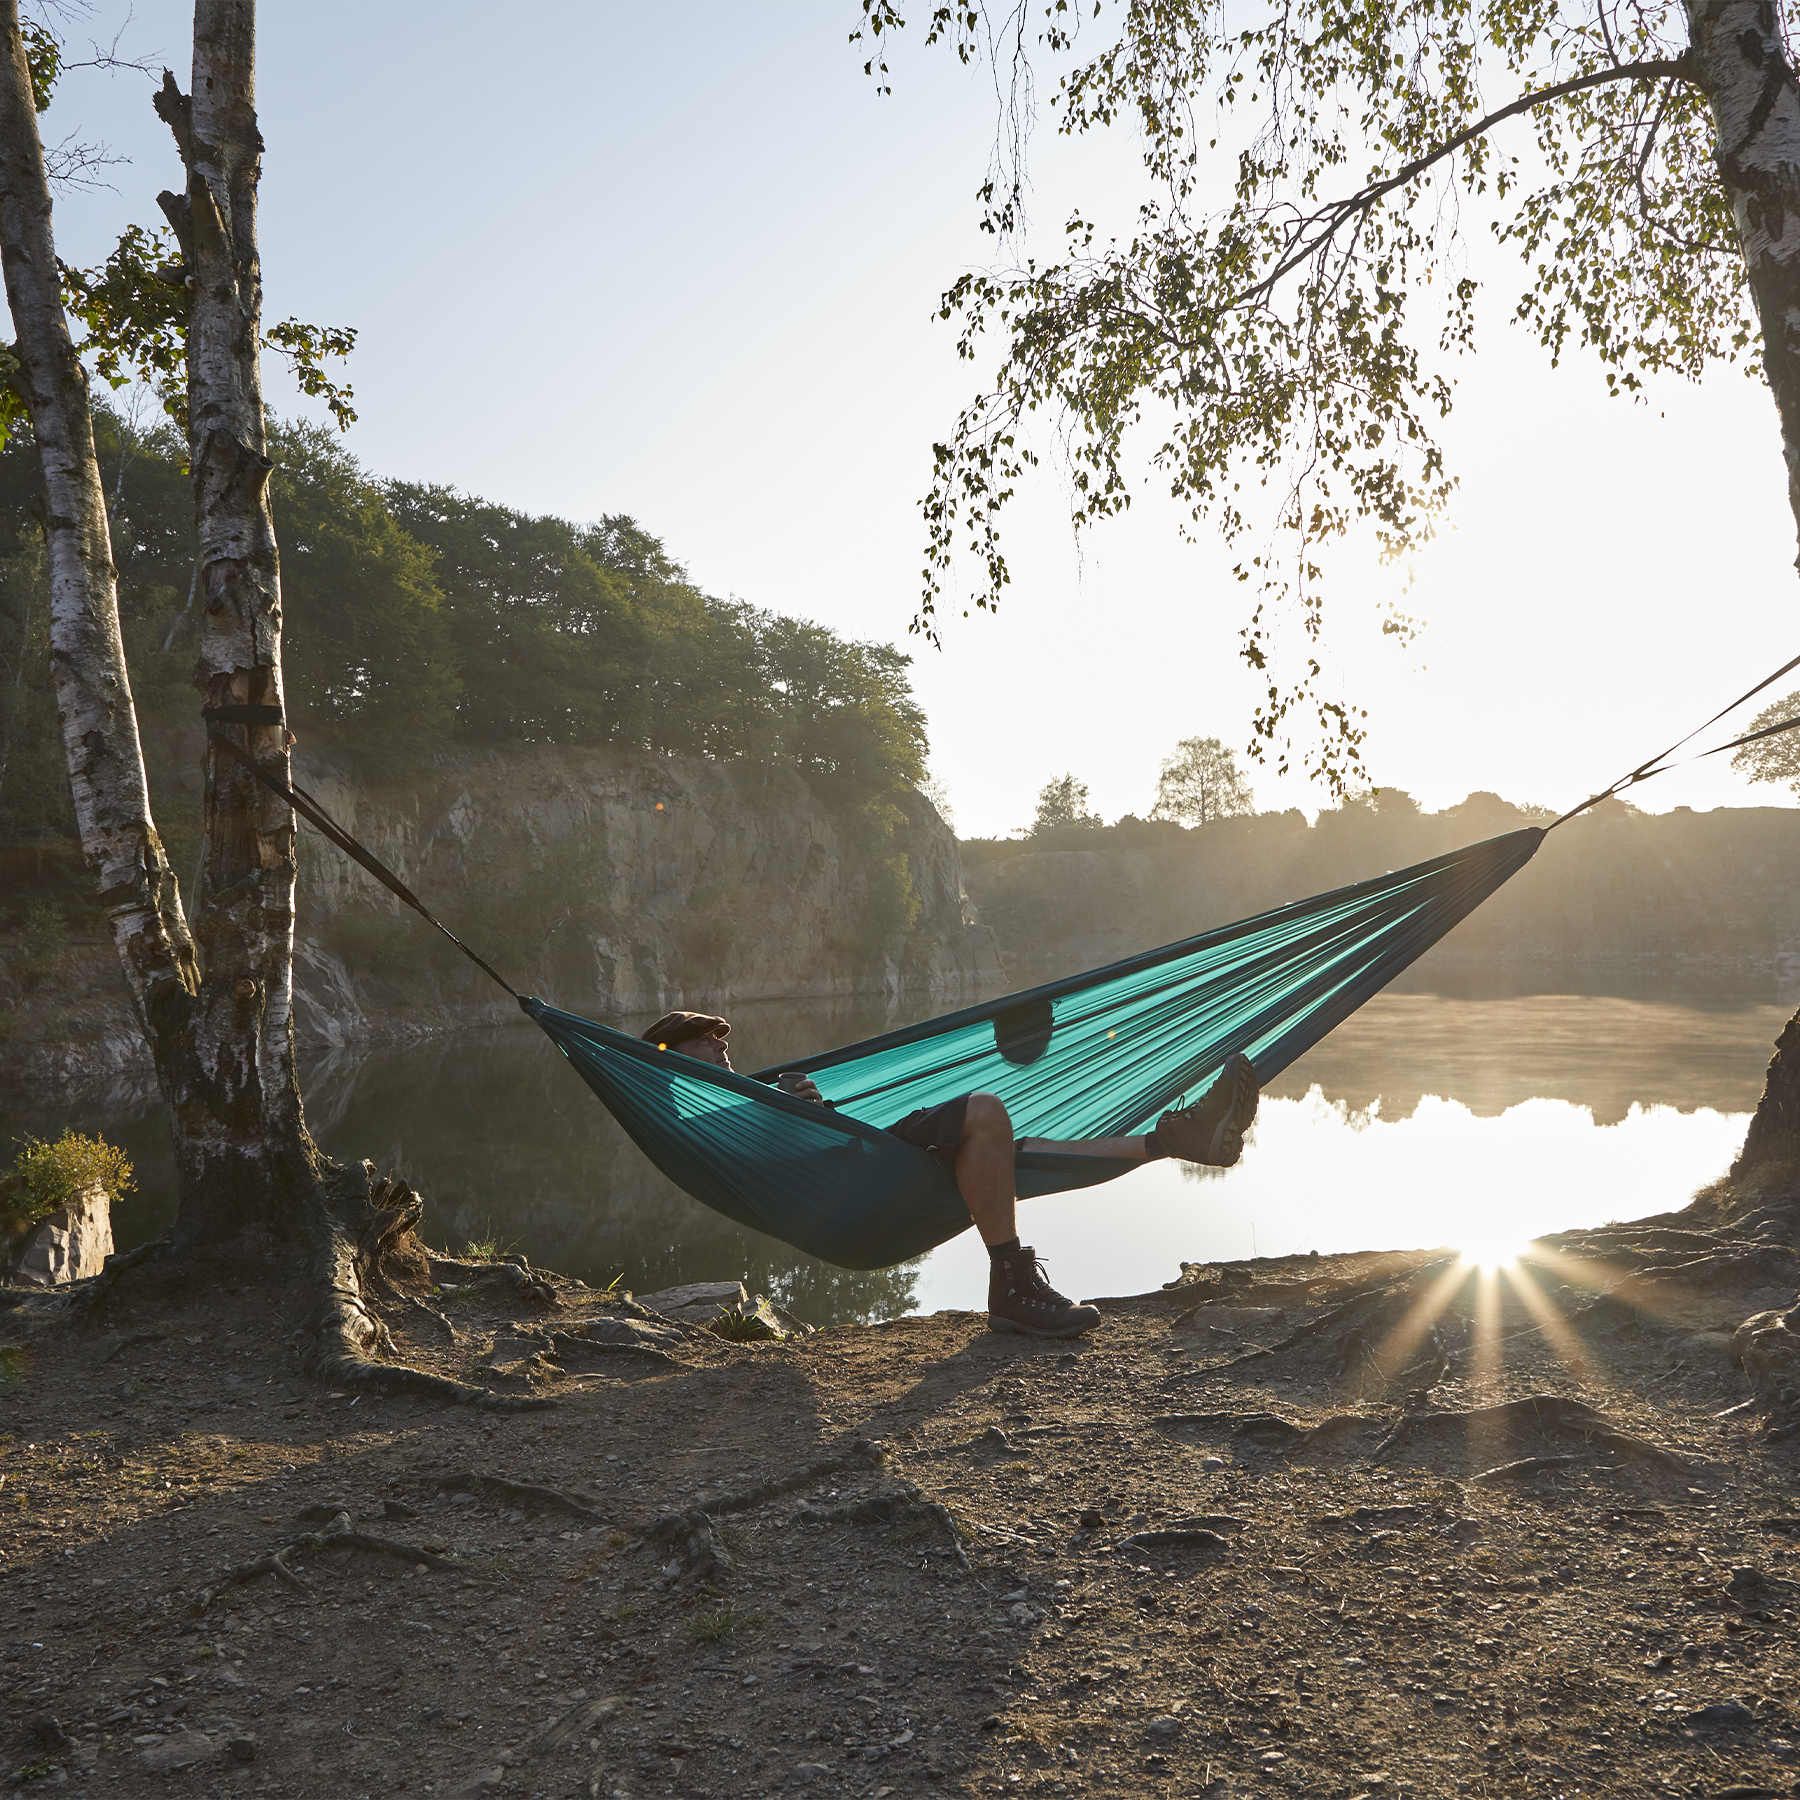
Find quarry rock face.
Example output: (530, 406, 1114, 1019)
(3, 746, 1001, 1085)
(293, 746, 1000, 1025)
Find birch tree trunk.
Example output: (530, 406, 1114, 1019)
(1684, 3, 1800, 1180)
(0, 0, 202, 1102)
(151, 0, 321, 1236)
(0, 3, 501, 1400)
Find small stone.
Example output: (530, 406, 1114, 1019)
(1686, 1701, 1758, 1731)
(138, 1732, 216, 1772)
(1201, 1456, 1227, 1471)
(383, 1498, 419, 1520)
(225, 1736, 257, 1764)
(1078, 1507, 1106, 1530)
(1146, 1715, 1181, 1741)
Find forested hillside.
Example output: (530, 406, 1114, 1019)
(0, 410, 927, 867)
(964, 791, 1800, 980)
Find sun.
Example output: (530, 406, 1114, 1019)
(1458, 1229, 1534, 1273)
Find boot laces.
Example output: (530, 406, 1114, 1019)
(1018, 1252, 1071, 1306)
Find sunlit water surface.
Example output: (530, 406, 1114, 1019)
(4, 981, 1784, 1325)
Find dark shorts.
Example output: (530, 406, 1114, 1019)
(887, 1093, 972, 1161)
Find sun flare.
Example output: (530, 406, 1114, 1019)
(1458, 1230, 1534, 1273)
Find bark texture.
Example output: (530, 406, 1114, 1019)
(153, 0, 319, 1235)
(1687, 1, 1800, 1180)
(1687, 0, 1800, 552)
(0, 6, 201, 1072)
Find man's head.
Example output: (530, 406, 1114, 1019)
(641, 1010, 732, 1071)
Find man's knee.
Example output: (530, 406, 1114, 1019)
(964, 1092, 1014, 1143)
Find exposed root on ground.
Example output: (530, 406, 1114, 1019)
(1115, 1523, 1234, 1557)
(197, 1505, 460, 1611)
(1734, 1298, 1800, 1439)
(303, 1163, 552, 1410)
(0, 1238, 175, 1319)
(1372, 1393, 1691, 1472)
(1465, 1453, 1589, 1486)
(795, 1480, 971, 1570)
(641, 1437, 894, 1584)
(1152, 1408, 1378, 1452)
(437, 1470, 606, 1522)
(426, 1253, 560, 1309)
(535, 1323, 685, 1369)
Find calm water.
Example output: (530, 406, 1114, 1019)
(5, 979, 1787, 1325)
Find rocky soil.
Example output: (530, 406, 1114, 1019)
(6, 1186, 1800, 1798)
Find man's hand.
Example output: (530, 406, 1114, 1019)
(775, 1071, 825, 1104)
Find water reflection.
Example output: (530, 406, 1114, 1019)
(2, 986, 1782, 1326)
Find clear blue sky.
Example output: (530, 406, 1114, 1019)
(37, 1, 1800, 835)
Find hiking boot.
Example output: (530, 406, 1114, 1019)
(1153, 1052, 1260, 1167)
(988, 1245, 1101, 1338)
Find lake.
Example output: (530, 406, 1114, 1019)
(4, 978, 1788, 1325)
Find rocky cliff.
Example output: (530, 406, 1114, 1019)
(1, 745, 1000, 1087)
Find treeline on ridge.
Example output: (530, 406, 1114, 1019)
(0, 411, 927, 850)
(965, 789, 1800, 974)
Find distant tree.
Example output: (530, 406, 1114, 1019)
(1031, 773, 1100, 836)
(1733, 693, 1800, 796)
(1342, 787, 1422, 818)
(1152, 737, 1254, 828)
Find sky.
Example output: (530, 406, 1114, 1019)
(34, 1, 1800, 838)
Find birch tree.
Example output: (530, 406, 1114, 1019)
(858, 3, 1800, 1188)
(0, 1, 514, 1399)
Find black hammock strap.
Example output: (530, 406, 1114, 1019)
(1548, 649, 1800, 829)
(204, 723, 523, 1002)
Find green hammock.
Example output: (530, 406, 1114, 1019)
(206, 650, 1800, 1274)
(525, 827, 1543, 1269)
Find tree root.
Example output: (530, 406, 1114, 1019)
(1734, 1299, 1800, 1437)
(0, 1238, 174, 1318)
(795, 1480, 971, 1570)
(1465, 1453, 1589, 1486)
(1152, 1408, 1377, 1452)
(537, 1325, 683, 1369)
(302, 1163, 551, 1410)
(1115, 1524, 1232, 1558)
(438, 1470, 605, 1522)
(197, 1507, 459, 1610)
(428, 1254, 559, 1309)
(397, 1292, 457, 1343)
(640, 1437, 890, 1584)
(1372, 1393, 1690, 1471)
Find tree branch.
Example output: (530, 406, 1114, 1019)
(1249, 56, 1696, 305)
(152, 68, 191, 165)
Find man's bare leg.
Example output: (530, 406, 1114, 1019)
(952, 1093, 1020, 1245)
(956, 1092, 1102, 1337)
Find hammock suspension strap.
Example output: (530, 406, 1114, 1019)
(204, 721, 524, 1002)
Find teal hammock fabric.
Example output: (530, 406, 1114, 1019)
(526, 827, 1543, 1269)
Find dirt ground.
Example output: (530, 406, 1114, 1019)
(5, 1206, 1800, 1799)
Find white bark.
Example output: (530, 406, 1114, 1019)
(1686, 0, 1800, 556)
(0, 1, 199, 1043)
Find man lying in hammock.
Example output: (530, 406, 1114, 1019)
(641, 1011, 1261, 1339)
